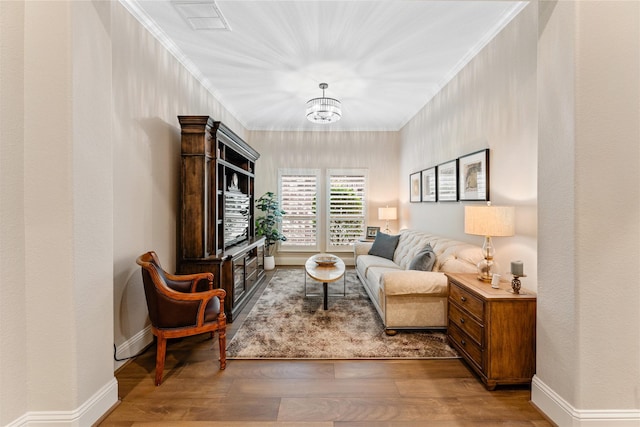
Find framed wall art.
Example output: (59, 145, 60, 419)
(459, 149, 489, 201)
(437, 159, 458, 202)
(365, 226, 380, 240)
(410, 172, 421, 203)
(421, 167, 437, 202)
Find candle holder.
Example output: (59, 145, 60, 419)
(510, 274, 527, 294)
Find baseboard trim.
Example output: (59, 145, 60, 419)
(114, 325, 153, 371)
(532, 375, 640, 426)
(5, 378, 118, 427)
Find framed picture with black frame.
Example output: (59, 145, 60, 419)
(459, 149, 490, 201)
(437, 159, 458, 202)
(365, 226, 380, 240)
(410, 172, 421, 203)
(421, 167, 437, 202)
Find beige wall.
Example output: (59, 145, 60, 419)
(1, 0, 247, 424)
(1, 1, 118, 424)
(0, 1, 28, 423)
(112, 1, 246, 368)
(535, 1, 640, 424)
(247, 130, 400, 264)
(400, 4, 538, 289)
(535, 0, 578, 416)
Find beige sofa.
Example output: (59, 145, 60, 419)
(354, 229, 483, 334)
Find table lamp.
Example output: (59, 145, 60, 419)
(378, 206, 397, 234)
(464, 203, 515, 282)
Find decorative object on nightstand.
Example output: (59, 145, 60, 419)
(510, 260, 525, 294)
(464, 202, 515, 282)
(378, 206, 397, 234)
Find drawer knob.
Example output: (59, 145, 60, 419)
(460, 296, 467, 302)
(460, 318, 465, 324)
(461, 339, 466, 346)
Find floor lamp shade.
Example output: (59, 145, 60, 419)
(378, 207, 397, 234)
(464, 205, 515, 282)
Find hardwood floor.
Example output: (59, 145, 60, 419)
(98, 268, 553, 427)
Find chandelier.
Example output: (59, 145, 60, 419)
(306, 83, 342, 124)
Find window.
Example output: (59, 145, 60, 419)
(278, 168, 368, 252)
(327, 169, 367, 251)
(279, 169, 320, 251)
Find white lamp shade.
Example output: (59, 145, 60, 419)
(464, 205, 514, 237)
(378, 207, 397, 221)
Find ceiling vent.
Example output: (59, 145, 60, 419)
(172, 1, 231, 31)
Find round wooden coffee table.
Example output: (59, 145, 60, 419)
(304, 254, 346, 310)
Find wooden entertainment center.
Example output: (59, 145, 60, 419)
(176, 115, 266, 323)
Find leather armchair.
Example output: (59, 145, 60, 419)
(136, 251, 226, 385)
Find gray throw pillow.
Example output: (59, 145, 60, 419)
(368, 232, 400, 260)
(409, 243, 436, 271)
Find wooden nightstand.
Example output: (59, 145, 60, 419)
(445, 273, 536, 390)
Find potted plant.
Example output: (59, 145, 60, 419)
(255, 191, 287, 270)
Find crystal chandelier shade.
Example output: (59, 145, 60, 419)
(306, 83, 342, 124)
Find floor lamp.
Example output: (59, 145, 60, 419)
(378, 206, 397, 234)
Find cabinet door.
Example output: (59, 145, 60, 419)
(233, 256, 246, 303)
(257, 244, 264, 270)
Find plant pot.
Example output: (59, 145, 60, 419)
(264, 255, 275, 271)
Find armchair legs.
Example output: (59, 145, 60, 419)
(218, 316, 227, 370)
(153, 328, 227, 386)
(154, 336, 167, 386)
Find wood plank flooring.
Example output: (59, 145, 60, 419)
(98, 268, 553, 427)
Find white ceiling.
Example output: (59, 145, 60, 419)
(125, 1, 526, 131)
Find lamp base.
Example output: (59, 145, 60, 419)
(477, 258, 498, 282)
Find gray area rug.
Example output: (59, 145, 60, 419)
(226, 268, 459, 359)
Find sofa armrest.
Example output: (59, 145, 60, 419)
(381, 270, 448, 297)
(354, 241, 374, 261)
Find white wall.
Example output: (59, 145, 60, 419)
(111, 2, 246, 368)
(400, 4, 538, 289)
(1, 1, 117, 425)
(535, 0, 578, 417)
(1, 0, 249, 424)
(0, 1, 28, 424)
(247, 130, 400, 264)
(534, 1, 640, 425)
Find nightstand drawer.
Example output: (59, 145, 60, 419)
(449, 282, 484, 320)
(448, 302, 483, 345)
(448, 322, 483, 370)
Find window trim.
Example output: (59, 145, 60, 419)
(326, 169, 369, 252)
(277, 168, 321, 253)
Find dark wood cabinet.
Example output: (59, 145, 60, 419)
(445, 273, 536, 390)
(176, 116, 265, 322)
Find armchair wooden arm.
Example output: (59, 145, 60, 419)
(165, 271, 215, 292)
(150, 276, 226, 331)
(143, 251, 214, 292)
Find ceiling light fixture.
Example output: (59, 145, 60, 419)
(306, 83, 342, 124)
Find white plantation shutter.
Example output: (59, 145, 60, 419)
(279, 170, 320, 251)
(327, 170, 367, 251)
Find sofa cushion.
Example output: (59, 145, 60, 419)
(408, 243, 436, 271)
(357, 254, 401, 275)
(368, 232, 400, 260)
(381, 270, 449, 296)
